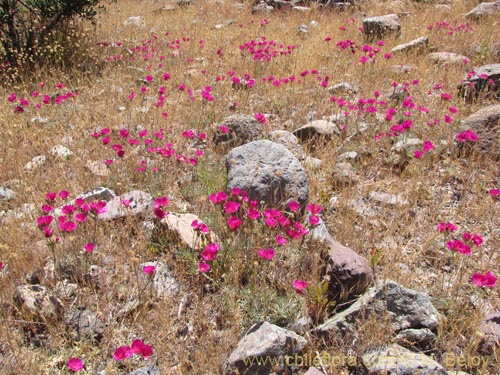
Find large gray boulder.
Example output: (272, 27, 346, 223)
(226, 140, 309, 209)
(458, 63, 500, 100)
(222, 321, 307, 375)
(214, 114, 264, 149)
(363, 14, 401, 40)
(316, 280, 440, 336)
(361, 344, 448, 374)
(465, 1, 500, 20)
(457, 104, 500, 158)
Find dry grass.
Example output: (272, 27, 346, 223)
(0, 0, 499, 374)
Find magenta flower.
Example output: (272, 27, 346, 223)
(191, 220, 209, 233)
(247, 209, 261, 220)
(37, 215, 53, 227)
(436, 222, 457, 232)
(254, 113, 266, 124)
(153, 207, 168, 219)
(198, 261, 210, 273)
(62, 205, 77, 215)
(0, 261, 3, 270)
(90, 201, 107, 215)
(84, 242, 95, 253)
(154, 196, 169, 208)
(227, 216, 242, 230)
(67, 357, 84, 371)
(209, 191, 227, 204)
(202, 243, 220, 261)
(142, 265, 156, 275)
(463, 232, 483, 246)
(258, 248, 275, 260)
(489, 189, 499, 199)
(59, 190, 70, 199)
(423, 141, 435, 151)
(288, 201, 300, 211)
(446, 239, 471, 255)
(131, 339, 153, 359)
(219, 125, 230, 134)
(293, 279, 308, 294)
(41, 204, 54, 213)
(306, 203, 323, 215)
(472, 271, 497, 288)
(414, 150, 424, 159)
(113, 345, 133, 361)
(309, 215, 320, 225)
(224, 201, 240, 214)
(275, 235, 287, 246)
(60, 220, 77, 232)
(456, 130, 478, 142)
(45, 192, 57, 201)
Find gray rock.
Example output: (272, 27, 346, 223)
(139, 261, 180, 298)
(465, 1, 500, 20)
(226, 140, 309, 210)
(252, 2, 274, 14)
(304, 156, 323, 170)
(161, 212, 218, 250)
(391, 36, 429, 54)
(369, 191, 409, 206)
(427, 52, 470, 66)
(328, 82, 359, 95)
(222, 321, 307, 375)
(24, 155, 47, 171)
(338, 151, 359, 161)
(361, 344, 447, 374)
(123, 16, 145, 27)
(13, 284, 64, 322)
(66, 308, 104, 343)
(391, 138, 423, 151)
(293, 120, 341, 143)
(316, 280, 440, 335)
(268, 130, 306, 160)
(0, 186, 15, 201)
(128, 365, 160, 375)
(491, 42, 500, 60)
(76, 187, 116, 203)
(289, 316, 313, 335)
(393, 328, 436, 347)
(214, 114, 264, 149)
(324, 237, 373, 304)
(363, 14, 401, 41)
(478, 311, 500, 354)
(98, 190, 153, 220)
(50, 145, 73, 159)
(458, 63, 500, 100)
(293, 6, 311, 12)
(304, 368, 325, 375)
(386, 83, 407, 100)
(457, 104, 500, 159)
(390, 65, 413, 74)
(86, 160, 110, 177)
(332, 162, 358, 186)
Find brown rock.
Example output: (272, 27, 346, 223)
(478, 312, 500, 354)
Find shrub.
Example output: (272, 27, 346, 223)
(0, 0, 106, 79)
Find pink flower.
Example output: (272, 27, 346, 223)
(67, 357, 84, 371)
(202, 243, 220, 261)
(113, 345, 133, 361)
(490, 189, 500, 199)
(7, 93, 17, 102)
(142, 265, 156, 275)
(436, 222, 457, 232)
(224, 201, 240, 214)
(306, 203, 323, 215)
(84, 242, 95, 253)
(423, 141, 435, 151)
(227, 216, 242, 230)
(59, 190, 70, 199)
(309, 215, 320, 225)
(472, 272, 497, 288)
(191, 220, 209, 233)
(446, 239, 471, 255)
(198, 261, 210, 273)
(209, 191, 227, 204)
(75, 212, 87, 223)
(154, 196, 169, 208)
(275, 235, 287, 246)
(254, 113, 266, 124)
(258, 248, 275, 260)
(45, 192, 57, 201)
(219, 125, 230, 134)
(293, 279, 308, 293)
(414, 150, 424, 159)
(0, 261, 3, 270)
(90, 201, 107, 215)
(131, 339, 153, 359)
(153, 207, 168, 219)
(41, 204, 54, 213)
(37, 215, 53, 227)
(62, 205, 77, 215)
(247, 208, 261, 220)
(60, 220, 77, 232)
(456, 130, 478, 142)
(288, 201, 300, 211)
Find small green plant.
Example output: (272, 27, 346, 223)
(306, 281, 336, 325)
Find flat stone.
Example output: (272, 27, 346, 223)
(427, 52, 470, 65)
(369, 191, 409, 206)
(465, 1, 500, 20)
(391, 36, 429, 54)
(363, 14, 401, 40)
(98, 190, 152, 220)
(362, 344, 447, 374)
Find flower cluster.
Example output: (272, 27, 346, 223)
(471, 271, 497, 288)
(113, 339, 153, 361)
(36, 191, 107, 237)
(239, 36, 296, 62)
(455, 129, 479, 142)
(445, 230, 483, 256)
